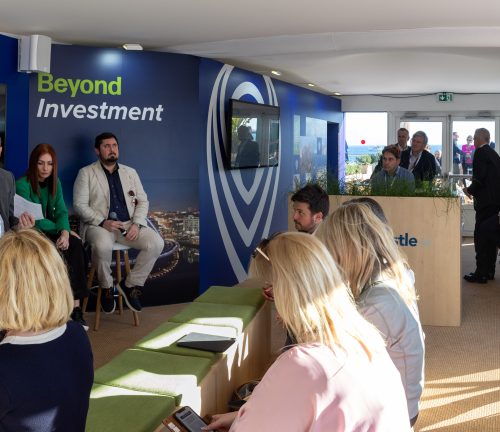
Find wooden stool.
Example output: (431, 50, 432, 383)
(82, 243, 140, 331)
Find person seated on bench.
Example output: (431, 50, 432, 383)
(0, 229, 93, 432)
(204, 232, 411, 431)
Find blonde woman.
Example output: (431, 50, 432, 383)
(204, 232, 410, 431)
(316, 202, 425, 427)
(0, 230, 93, 432)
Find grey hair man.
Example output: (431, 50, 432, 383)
(400, 131, 437, 183)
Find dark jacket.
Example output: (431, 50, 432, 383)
(401, 150, 437, 182)
(235, 139, 260, 168)
(467, 144, 500, 216)
(0, 168, 18, 231)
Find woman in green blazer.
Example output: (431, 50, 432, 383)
(16, 143, 89, 329)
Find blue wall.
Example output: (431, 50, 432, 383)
(28, 44, 202, 306)
(0, 35, 30, 176)
(199, 59, 341, 290)
(0, 34, 343, 300)
(28, 45, 201, 212)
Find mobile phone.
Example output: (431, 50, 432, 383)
(174, 406, 211, 432)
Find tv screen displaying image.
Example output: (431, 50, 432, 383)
(227, 99, 280, 169)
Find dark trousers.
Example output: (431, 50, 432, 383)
(47, 233, 90, 300)
(474, 210, 500, 277)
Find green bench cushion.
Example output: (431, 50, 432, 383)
(134, 321, 238, 359)
(195, 286, 264, 308)
(93, 348, 213, 405)
(168, 302, 257, 333)
(86, 384, 176, 432)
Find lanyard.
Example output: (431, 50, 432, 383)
(409, 152, 422, 172)
(384, 169, 398, 188)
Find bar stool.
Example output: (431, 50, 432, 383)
(82, 242, 140, 331)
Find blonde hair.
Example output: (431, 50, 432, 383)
(316, 202, 416, 306)
(0, 229, 73, 332)
(249, 232, 384, 359)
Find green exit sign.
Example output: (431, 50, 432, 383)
(437, 92, 453, 102)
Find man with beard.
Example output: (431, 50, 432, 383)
(73, 132, 163, 314)
(263, 183, 329, 342)
(290, 184, 329, 234)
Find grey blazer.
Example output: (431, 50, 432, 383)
(73, 161, 149, 240)
(0, 168, 18, 231)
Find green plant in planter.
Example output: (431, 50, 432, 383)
(295, 176, 457, 198)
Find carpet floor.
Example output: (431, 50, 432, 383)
(87, 237, 500, 431)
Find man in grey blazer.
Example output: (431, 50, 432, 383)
(0, 135, 35, 232)
(73, 132, 163, 313)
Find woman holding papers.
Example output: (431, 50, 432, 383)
(16, 143, 89, 329)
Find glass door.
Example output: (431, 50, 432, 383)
(451, 118, 495, 174)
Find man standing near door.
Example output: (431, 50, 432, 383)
(403, 131, 437, 183)
(463, 128, 500, 283)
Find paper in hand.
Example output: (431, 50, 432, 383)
(14, 194, 44, 220)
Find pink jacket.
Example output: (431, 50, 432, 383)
(230, 343, 411, 432)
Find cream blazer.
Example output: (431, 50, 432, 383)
(73, 161, 149, 240)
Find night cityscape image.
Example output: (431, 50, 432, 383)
(84, 208, 200, 308)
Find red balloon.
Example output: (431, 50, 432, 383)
(361, 139, 366, 144)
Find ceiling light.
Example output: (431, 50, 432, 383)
(122, 44, 143, 51)
(307, 83, 315, 87)
(271, 70, 281, 76)
(333, 92, 342, 96)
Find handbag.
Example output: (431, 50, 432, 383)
(227, 380, 260, 411)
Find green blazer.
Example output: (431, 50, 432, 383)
(15, 176, 71, 235)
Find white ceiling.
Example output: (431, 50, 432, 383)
(3, 0, 500, 95)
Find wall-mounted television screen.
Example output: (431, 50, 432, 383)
(226, 99, 280, 169)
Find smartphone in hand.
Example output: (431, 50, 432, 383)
(174, 406, 211, 432)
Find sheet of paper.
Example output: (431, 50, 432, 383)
(14, 194, 44, 220)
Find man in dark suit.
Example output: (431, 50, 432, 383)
(401, 131, 437, 183)
(463, 128, 500, 283)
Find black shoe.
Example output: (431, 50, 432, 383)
(71, 307, 89, 331)
(101, 287, 116, 314)
(117, 281, 142, 312)
(467, 271, 495, 280)
(464, 272, 488, 284)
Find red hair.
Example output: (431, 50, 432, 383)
(26, 143, 58, 198)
